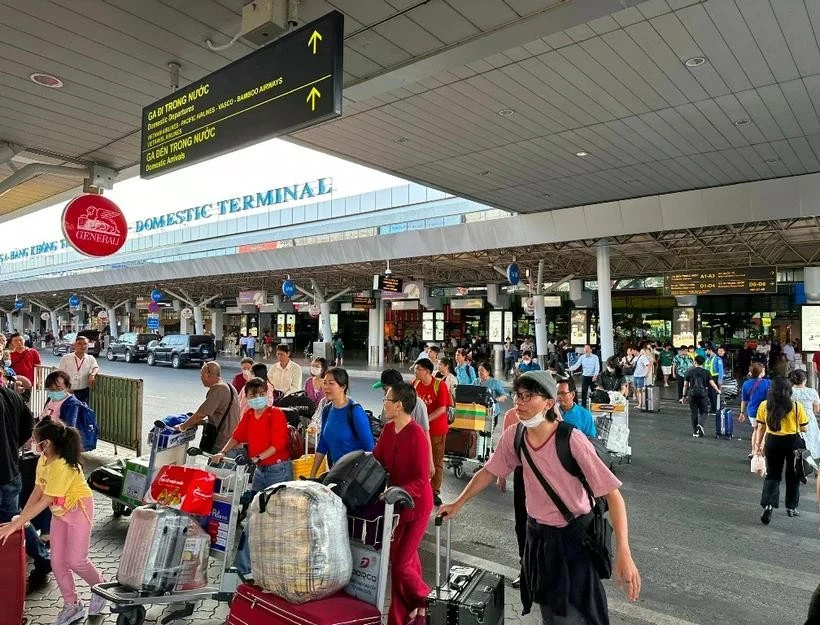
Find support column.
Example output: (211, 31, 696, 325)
(210, 310, 224, 341)
(319, 302, 332, 345)
(107, 308, 117, 339)
(5, 311, 13, 333)
(368, 307, 379, 365)
(377, 299, 386, 366)
(193, 305, 204, 335)
(17, 310, 24, 333)
(534, 260, 549, 369)
(596, 240, 614, 360)
(50, 311, 59, 337)
(180, 313, 190, 335)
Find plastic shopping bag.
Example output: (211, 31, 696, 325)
(145, 465, 216, 515)
(750, 454, 766, 477)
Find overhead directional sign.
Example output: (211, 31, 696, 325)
(140, 11, 344, 179)
(663, 267, 777, 296)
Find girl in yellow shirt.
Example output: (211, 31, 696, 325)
(752, 377, 809, 525)
(0, 418, 106, 624)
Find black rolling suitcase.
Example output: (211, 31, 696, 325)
(427, 516, 504, 625)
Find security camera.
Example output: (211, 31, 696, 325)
(384, 268, 392, 276)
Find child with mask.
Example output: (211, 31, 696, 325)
(211, 377, 292, 577)
(41, 371, 85, 428)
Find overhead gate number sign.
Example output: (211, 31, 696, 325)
(663, 267, 777, 296)
(140, 11, 344, 179)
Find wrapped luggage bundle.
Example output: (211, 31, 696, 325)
(249, 481, 352, 603)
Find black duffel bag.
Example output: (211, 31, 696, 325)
(454, 384, 492, 406)
(322, 450, 386, 510)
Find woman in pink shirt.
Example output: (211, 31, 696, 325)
(440, 370, 641, 625)
(304, 357, 327, 405)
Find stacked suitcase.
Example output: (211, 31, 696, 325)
(0, 529, 25, 625)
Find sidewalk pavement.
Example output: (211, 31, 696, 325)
(25, 441, 533, 625)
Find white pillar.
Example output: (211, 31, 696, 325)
(534, 260, 549, 368)
(210, 310, 223, 340)
(107, 308, 117, 339)
(367, 307, 380, 365)
(377, 299, 386, 366)
(180, 314, 189, 334)
(50, 311, 59, 337)
(17, 310, 24, 333)
(320, 302, 332, 345)
(5, 312, 14, 333)
(194, 305, 205, 335)
(596, 240, 614, 360)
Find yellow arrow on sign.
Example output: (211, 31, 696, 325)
(308, 30, 323, 54)
(306, 86, 321, 111)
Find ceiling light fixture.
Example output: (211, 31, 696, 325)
(575, 151, 589, 157)
(497, 108, 515, 117)
(764, 158, 780, 164)
(684, 56, 707, 67)
(395, 137, 409, 144)
(29, 72, 63, 88)
(733, 118, 751, 126)
(478, 170, 491, 176)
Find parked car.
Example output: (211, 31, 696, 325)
(146, 334, 216, 369)
(106, 332, 161, 363)
(51, 329, 102, 357)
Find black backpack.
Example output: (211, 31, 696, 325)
(689, 372, 707, 398)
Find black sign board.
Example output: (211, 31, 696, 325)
(352, 296, 376, 310)
(373, 275, 403, 292)
(140, 11, 344, 179)
(663, 267, 777, 296)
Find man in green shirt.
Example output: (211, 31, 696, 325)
(659, 343, 675, 388)
(672, 346, 694, 400)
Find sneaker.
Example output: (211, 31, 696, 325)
(786, 508, 800, 517)
(88, 593, 107, 616)
(26, 569, 49, 595)
(692, 432, 700, 438)
(696, 425, 705, 438)
(53, 602, 87, 625)
(761, 505, 773, 525)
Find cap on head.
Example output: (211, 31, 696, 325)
(519, 370, 558, 399)
(373, 368, 403, 389)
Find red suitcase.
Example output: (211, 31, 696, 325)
(228, 584, 381, 625)
(0, 529, 25, 625)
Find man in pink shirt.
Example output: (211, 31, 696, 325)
(440, 371, 640, 625)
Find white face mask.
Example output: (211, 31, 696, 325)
(310, 366, 322, 376)
(517, 410, 547, 429)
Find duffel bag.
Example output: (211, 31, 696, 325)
(454, 384, 492, 405)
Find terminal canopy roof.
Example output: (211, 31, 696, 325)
(2, 1, 820, 222)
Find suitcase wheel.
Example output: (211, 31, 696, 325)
(453, 465, 464, 479)
(116, 606, 145, 625)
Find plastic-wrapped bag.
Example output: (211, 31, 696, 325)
(249, 481, 351, 603)
(750, 454, 766, 477)
(175, 520, 211, 591)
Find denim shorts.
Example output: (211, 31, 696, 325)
(634, 376, 646, 389)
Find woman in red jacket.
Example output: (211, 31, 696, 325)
(373, 382, 434, 625)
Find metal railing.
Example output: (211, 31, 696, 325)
(32, 366, 144, 455)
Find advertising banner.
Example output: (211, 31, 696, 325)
(801, 306, 820, 351)
(570, 309, 588, 346)
(672, 307, 696, 347)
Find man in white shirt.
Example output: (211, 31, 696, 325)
(782, 341, 796, 371)
(267, 343, 302, 396)
(57, 335, 99, 404)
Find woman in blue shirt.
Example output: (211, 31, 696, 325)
(477, 362, 508, 428)
(455, 348, 478, 386)
(310, 367, 374, 477)
(739, 362, 771, 459)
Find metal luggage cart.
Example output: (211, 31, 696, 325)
(345, 487, 414, 623)
(91, 420, 197, 518)
(91, 444, 250, 625)
(590, 401, 631, 464)
(444, 399, 495, 479)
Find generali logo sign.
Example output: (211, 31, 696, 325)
(62, 194, 128, 257)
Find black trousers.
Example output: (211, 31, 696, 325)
(708, 376, 719, 413)
(73, 387, 90, 404)
(761, 433, 801, 510)
(689, 394, 709, 433)
(581, 376, 594, 407)
(513, 466, 526, 560)
(676, 376, 685, 400)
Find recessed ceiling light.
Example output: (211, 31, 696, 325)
(478, 170, 491, 176)
(764, 158, 780, 164)
(543, 193, 551, 198)
(684, 56, 707, 67)
(29, 72, 63, 88)
(624, 178, 639, 184)
(575, 151, 589, 157)
(395, 137, 409, 144)
(733, 118, 751, 126)
(497, 108, 515, 117)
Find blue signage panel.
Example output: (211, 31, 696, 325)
(13, 298, 24, 310)
(507, 263, 520, 286)
(150, 289, 163, 302)
(68, 294, 80, 307)
(282, 280, 296, 298)
(146, 317, 160, 330)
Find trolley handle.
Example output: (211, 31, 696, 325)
(186, 446, 249, 467)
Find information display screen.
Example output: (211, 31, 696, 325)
(374, 276, 403, 292)
(140, 11, 343, 178)
(802, 306, 820, 352)
(663, 267, 776, 296)
(672, 307, 696, 347)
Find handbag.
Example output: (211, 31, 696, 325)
(519, 430, 613, 579)
(199, 385, 235, 453)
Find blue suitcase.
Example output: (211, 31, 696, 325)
(716, 408, 734, 439)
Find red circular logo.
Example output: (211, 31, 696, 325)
(62, 194, 128, 257)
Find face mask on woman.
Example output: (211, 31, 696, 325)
(47, 390, 68, 402)
(310, 366, 322, 376)
(247, 397, 268, 410)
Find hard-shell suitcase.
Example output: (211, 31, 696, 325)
(0, 529, 24, 625)
(445, 430, 478, 459)
(228, 584, 381, 625)
(716, 407, 734, 439)
(643, 386, 661, 412)
(454, 385, 492, 406)
(427, 517, 504, 625)
(117, 505, 189, 593)
(323, 450, 386, 510)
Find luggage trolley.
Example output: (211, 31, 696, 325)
(88, 419, 197, 518)
(345, 487, 414, 622)
(445, 386, 496, 479)
(91, 441, 250, 625)
(590, 395, 631, 464)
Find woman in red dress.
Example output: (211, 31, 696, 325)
(373, 381, 434, 625)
